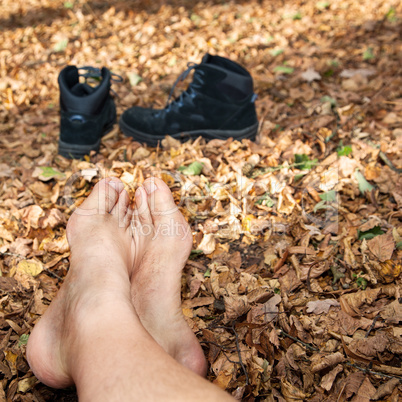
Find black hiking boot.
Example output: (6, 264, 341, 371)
(119, 54, 258, 146)
(58, 66, 118, 159)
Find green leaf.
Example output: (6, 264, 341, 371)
(321, 95, 337, 107)
(385, 7, 397, 22)
(190, 13, 202, 22)
(357, 225, 384, 240)
(204, 268, 211, 278)
(294, 173, 307, 182)
(292, 11, 302, 20)
(356, 277, 368, 290)
(34, 166, 66, 181)
(127, 72, 142, 87)
(256, 193, 275, 207)
(189, 249, 203, 260)
(53, 39, 68, 52)
(313, 200, 327, 213)
(18, 334, 29, 347)
(319, 190, 337, 202)
(337, 143, 352, 156)
(274, 65, 294, 74)
(355, 170, 374, 195)
(316, 1, 330, 10)
(64, 1, 74, 8)
(363, 47, 375, 60)
(179, 161, 204, 176)
(396, 241, 402, 250)
(294, 154, 318, 170)
(270, 48, 284, 57)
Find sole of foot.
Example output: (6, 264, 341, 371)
(130, 177, 207, 376)
(27, 178, 135, 388)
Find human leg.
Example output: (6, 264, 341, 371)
(129, 177, 207, 376)
(27, 178, 233, 401)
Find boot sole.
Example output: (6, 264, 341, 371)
(119, 117, 258, 147)
(58, 119, 116, 159)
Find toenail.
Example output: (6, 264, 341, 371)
(108, 180, 120, 191)
(135, 187, 142, 201)
(144, 180, 157, 194)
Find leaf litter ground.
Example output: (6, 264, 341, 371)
(0, 0, 402, 400)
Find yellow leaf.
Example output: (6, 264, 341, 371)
(182, 307, 193, 318)
(18, 377, 37, 393)
(242, 214, 255, 232)
(16, 260, 43, 277)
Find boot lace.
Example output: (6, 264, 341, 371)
(155, 62, 205, 117)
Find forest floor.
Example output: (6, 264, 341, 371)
(0, 0, 401, 400)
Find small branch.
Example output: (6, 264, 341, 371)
(365, 315, 380, 338)
(345, 362, 402, 381)
(232, 323, 250, 385)
(279, 330, 319, 351)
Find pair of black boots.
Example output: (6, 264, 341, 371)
(58, 54, 259, 159)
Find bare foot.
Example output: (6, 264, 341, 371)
(130, 177, 207, 376)
(26, 178, 136, 388)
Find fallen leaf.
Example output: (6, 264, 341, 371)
(340, 68, 376, 78)
(301, 68, 321, 82)
(16, 259, 43, 277)
(311, 352, 344, 373)
(371, 378, 400, 400)
(306, 299, 340, 314)
(224, 295, 250, 320)
(32, 166, 66, 181)
(197, 233, 216, 255)
(320, 364, 343, 391)
(367, 231, 395, 262)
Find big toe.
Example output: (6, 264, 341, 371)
(143, 177, 178, 216)
(76, 178, 124, 216)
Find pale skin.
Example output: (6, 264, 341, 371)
(27, 177, 234, 401)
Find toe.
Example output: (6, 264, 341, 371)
(143, 178, 178, 216)
(111, 186, 130, 226)
(135, 186, 153, 226)
(75, 178, 123, 216)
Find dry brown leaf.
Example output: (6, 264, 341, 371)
(320, 364, 343, 391)
(347, 332, 388, 360)
(39, 208, 66, 229)
(371, 378, 400, 400)
(21, 205, 45, 230)
(339, 288, 381, 317)
(380, 299, 402, 324)
(306, 299, 340, 314)
(197, 233, 216, 255)
(376, 260, 401, 283)
(281, 378, 308, 401)
(224, 295, 250, 320)
(41, 234, 69, 254)
(352, 375, 376, 402)
(367, 231, 395, 262)
(343, 372, 365, 399)
(9, 238, 32, 257)
(310, 352, 344, 373)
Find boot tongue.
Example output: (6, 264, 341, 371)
(201, 53, 213, 64)
(70, 83, 96, 96)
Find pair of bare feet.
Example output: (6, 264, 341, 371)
(27, 177, 208, 390)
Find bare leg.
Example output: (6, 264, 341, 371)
(27, 178, 233, 401)
(130, 178, 207, 375)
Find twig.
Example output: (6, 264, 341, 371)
(379, 151, 402, 174)
(0, 251, 26, 259)
(232, 323, 249, 385)
(279, 330, 319, 351)
(345, 362, 402, 381)
(365, 315, 380, 338)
